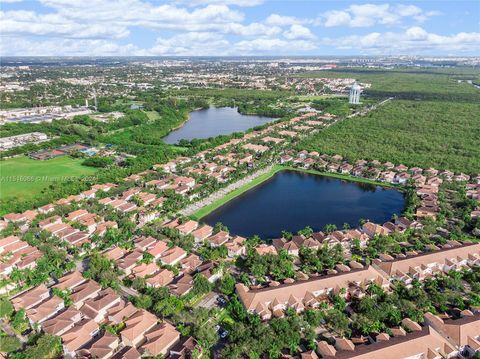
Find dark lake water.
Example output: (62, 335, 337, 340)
(202, 170, 405, 239)
(162, 107, 276, 144)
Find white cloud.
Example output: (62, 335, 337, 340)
(148, 32, 230, 56)
(265, 14, 304, 26)
(283, 24, 315, 40)
(324, 27, 480, 53)
(44, 1, 243, 23)
(0, 30, 230, 56)
(0, 37, 141, 56)
(148, 29, 317, 56)
(413, 10, 442, 23)
(225, 22, 282, 36)
(350, 4, 398, 26)
(0, 0, 472, 56)
(322, 10, 352, 27)
(35, 1, 245, 30)
(179, 0, 264, 6)
(0, 10, 130, 39)
(321, 3, 439, 28)
(395, 4, 422, 17)
(1, 2, 250, 40)
(236, 37, 317, 54)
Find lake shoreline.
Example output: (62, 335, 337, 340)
(186, 165, 278, 220)
(162, 106, 205, 138)
(189, 165, 402, 222)
(162, 106, 277, 144)
(199, 167, 405, 239)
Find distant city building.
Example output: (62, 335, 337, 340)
(0, 132, 48, 151)
(349, 82, 361, 105)
(0, 106, 93, 124)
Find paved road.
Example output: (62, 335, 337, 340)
(347, 97, 394, 118)
(180, 165, 273, 216)
(196, 292, 219, 309)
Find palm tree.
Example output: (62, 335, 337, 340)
(324, 223, 337, 233)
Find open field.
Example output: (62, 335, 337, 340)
(300, 99, 480, 174)
(144, 110, 161, 121)
(0, 156, 97, 201)
(190, 165, 398, 220)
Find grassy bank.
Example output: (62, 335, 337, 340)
(190, 165, 399, 220)
(190, 165, 284, 220)
(289, 167, 399, 189)
(0, 156, 98, 201)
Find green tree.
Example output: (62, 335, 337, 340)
(11, 310, 29, 333)
(0, 298, 14, 318)
(84, 252, 121, 289)
(193, 274, 213, 295)
(0, 335, 21, 353)
(25, 333, 62, 359)
(133, 294, 153, 310)
(218, 274, 236, 296)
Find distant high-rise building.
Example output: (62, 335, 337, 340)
(349, 82, 361, 105)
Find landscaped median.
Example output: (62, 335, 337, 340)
(189, 164, 400, 221)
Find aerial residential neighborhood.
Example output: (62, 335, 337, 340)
(0, 105, 479, 358)
(0, 0, 479, 358)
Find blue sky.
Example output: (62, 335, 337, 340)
(1, 0, 479, 56)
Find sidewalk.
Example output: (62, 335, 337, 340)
(180, 165, 273, 216)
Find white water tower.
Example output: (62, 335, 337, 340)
(349, 82, 361, 105)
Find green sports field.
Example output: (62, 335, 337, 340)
(0, 156, 98, 201)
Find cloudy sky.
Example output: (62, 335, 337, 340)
(1, 0, 479, 56)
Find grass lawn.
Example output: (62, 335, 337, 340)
(0, 156, 98, 201)
(114, 99, 144, 106)
(191, 165, 398, 220)
(144, 110, 161, 121)
(170, 146, 189, 154)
